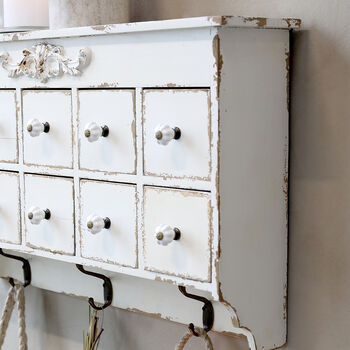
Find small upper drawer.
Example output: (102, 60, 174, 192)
(0, 91, 17, 163)
(80, 179, 137, 267)
(78, 90, 136, 174)
(0, 171, 20, 244)
(143, 89, 211, 180)
(143, 186, 212, 282)
(23, 90, 73, 168)
(24, 174, 75, 255)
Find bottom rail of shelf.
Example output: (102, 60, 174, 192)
(0, 253, 256, 349)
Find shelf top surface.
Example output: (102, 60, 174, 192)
(0, 15, 301, 43)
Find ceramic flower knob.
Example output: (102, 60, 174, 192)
(27, 118, 50, 137)
(154, 125, 181, 145)
(155, 225, 181, 246)
(86, 214, 111, 234)
(84, 122, 109, 143)
(28, 206, 51, 225)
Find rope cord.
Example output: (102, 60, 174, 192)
(175, 326, 213, 350)
(0, 280, 27, 350)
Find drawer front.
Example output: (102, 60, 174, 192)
(143, 186, 211, 281)
(0, 172, 20, 244)
(80, 180, 137, 267)
(0, 91, 17, 163)
(24, 174, 75, 255)
(23, 90, 73, 168)
(78, 90, 136, 174)
(143, 89, 211, 180)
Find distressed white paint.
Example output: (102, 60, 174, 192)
(24, 174, 75, 254)
(218, 27, 290, 349)
(22, 90, 73, 168)
(143, 187, 211, 282)
(78, 90, 136, 174)
(0, 16, 294, 350)
(0, 255, 253, 342)
(143, 89, 211, 180)
(0, 171, 20, 244)
(80, 180, 137, 267)
(0, 90, 17, 163)
(0, 43, 90, 83)
(0, 16, 299, 44)
(0, 28, 217, 89)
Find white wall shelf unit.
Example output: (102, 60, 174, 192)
(0, 16, 300, 350)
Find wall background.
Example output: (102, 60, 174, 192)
(1, 1, 350, 349)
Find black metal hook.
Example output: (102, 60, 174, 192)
(179, 286, 214, 335)
(0, 248, 31, 287)
(76, 264, 113, 311)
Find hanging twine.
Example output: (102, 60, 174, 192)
(175, 325, 213, 350)
(0, 280, 28, 350)
(0, 284, 16, 348)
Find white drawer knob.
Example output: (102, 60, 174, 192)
(28, 206, 51, 225)
(84, 122, 109, 143)
(154, 125, 181, 145)
(27, 118, 50, 137)
(86, 214, 111, 234)
(155, 225, 181, 246)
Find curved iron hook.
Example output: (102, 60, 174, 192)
(179, 286, 214, 334)
(76, 264, 113, 311)
(0, 248, 31, 287)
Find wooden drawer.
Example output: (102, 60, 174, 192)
(143, 89, 211, 180)
(23, 90, 73, 168)
(78, 90, 136, 174)
(0, 171, 20, 244)
(80, 179, 137, 267)
(0, 90, 17, 163)
(24, 174, 75, 255)
(143, 186, 211, 281)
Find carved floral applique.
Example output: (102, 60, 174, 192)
(0, 43, 90, 83)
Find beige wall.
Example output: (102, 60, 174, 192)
(2, 1, 350, 349)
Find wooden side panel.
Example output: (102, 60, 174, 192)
(0, 90, 17, 163)
(218, 28, 289, 349)
(0, 171, 20, 244)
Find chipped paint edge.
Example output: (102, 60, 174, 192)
(0, 16, 301, 44)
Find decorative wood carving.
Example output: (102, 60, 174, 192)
(0, 43, 90, 83)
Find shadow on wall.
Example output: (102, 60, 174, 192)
(288, 25, 350, 350)
(290, 29, 350, 180)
